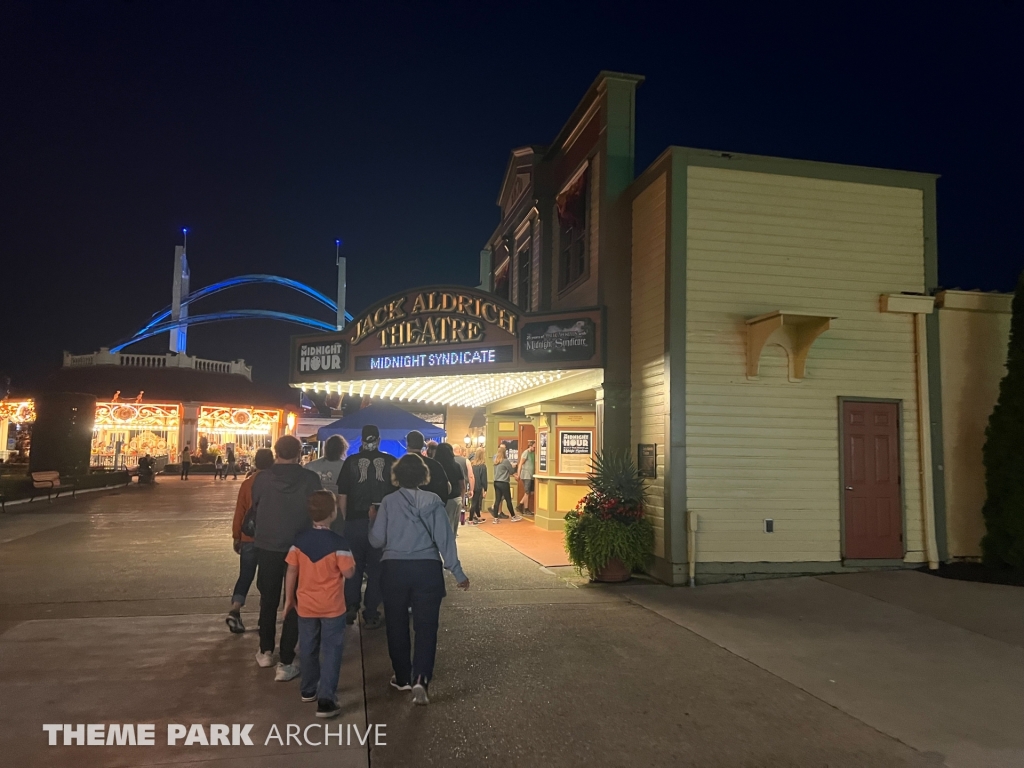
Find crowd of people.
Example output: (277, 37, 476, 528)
(223, 426, 546, 714)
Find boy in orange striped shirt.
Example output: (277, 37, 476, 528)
(283, 490, 356, 718)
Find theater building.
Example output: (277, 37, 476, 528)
(291, 71, 1001, 584)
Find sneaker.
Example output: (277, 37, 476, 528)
(390, 676, 412, 691)
(345, 611, 358, 626)
(316, 700, 342, 718)
(363, 615, 384, 631)
(411, 677, 430, 706)
(491, 517, 499, 524)
(510, 514, 524, 522)
(275, 663, 300, 682)
(301, 692, 318, 703)
(516, 503, 524, 514)
(226, 611, 245, 634)
(255, 651, 275, 668)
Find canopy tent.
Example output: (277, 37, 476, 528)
(316, 401, 445, 456)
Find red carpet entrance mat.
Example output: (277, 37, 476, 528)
(475, 518, 570, 567)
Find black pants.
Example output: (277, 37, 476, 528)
(492, 481, 514, 517)
(469, 488, 484, 520)
(341, 518, 382, 620)
(255, 548, 298, 664)
(180, 462, 190, 479)
(380, 559, 445, 685)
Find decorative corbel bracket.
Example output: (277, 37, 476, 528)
(745, 311, 835, 382)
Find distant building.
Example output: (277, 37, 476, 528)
(1, 348, 297, 468)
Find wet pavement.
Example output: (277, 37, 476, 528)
(1, 476, 1014, 766)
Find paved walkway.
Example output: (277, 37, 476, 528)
(0, 477, 1017, 766)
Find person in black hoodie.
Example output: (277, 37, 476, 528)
(406, 431, 450, 501)
(251, 435, 323, 681)
(336, 424, 398, 629)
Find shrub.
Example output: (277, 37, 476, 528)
(981, 270, 1024, 571)
(564, 451, 654, 578)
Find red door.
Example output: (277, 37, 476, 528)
(842, 401, 903, 559)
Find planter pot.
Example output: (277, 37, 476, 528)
(593, 557, 631, 583)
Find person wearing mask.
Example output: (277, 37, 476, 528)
(490, 444, 519, 523)
(516, 439, 536, 516)
(335, 424, 397, 629)
(305, 435, 349, 497)
(433, 443, 465, 535)
(226, 447, 275, 634)
(180, 444, 192, 480)
(369, 453, 469, 705)
(251, 435, 323, 681)
(406, 431, 450, 501)
(468, 448, 488, 525)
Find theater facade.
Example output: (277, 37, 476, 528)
(291, 71, 1000, 585)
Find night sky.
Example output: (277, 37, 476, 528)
(2, 2, 1021, 391)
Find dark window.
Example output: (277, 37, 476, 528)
(493, 243, 510, 301)
(516, 239, 532, 311)
(556, 168, 589, 292)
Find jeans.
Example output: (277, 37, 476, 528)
(231, 542, 258, 606)
(255, 548, 298, 664)
(341, 518, 382, 620)
(445, 498, 460, 535)
(380, 559, 445, 684)
(180, 462, 190, 479)
(492, 481, 514, 516)
(298, 614, 347, 704)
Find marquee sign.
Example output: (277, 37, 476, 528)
(290, 285, 603, 384)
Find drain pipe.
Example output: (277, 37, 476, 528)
(914, 312, 940, 570)
(881, 294, 940, 570)
(687, 510, 698, 587)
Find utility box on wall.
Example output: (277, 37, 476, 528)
(29, 392, 96, 476)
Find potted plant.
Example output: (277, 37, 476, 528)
(564, 451, 654, 582)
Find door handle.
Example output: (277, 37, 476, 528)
(845, 486, 854, 491)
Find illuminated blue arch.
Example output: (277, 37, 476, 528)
(110, 310, 337, 352)
(133, 274, 352, 337)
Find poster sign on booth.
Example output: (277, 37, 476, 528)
(558, 429, 593, 476)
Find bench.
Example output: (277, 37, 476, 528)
(30, 471, 76, 503)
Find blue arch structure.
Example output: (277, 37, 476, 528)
(132, 275, 352, 337)
(113, 274, 352, 352)
(110, 310, 337, 352)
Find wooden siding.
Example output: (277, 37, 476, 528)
(631, 172, 668, 557)
(685, 166, 926, 563)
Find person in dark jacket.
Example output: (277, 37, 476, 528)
(433, 442, 465, 535)
(251, 435, 323, 681)
(406, 431, 450, 501)
(468, 448, 488, 524)
(336, 424, 397, 629)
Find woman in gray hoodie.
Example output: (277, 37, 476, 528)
(369, 453, 469, 705)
